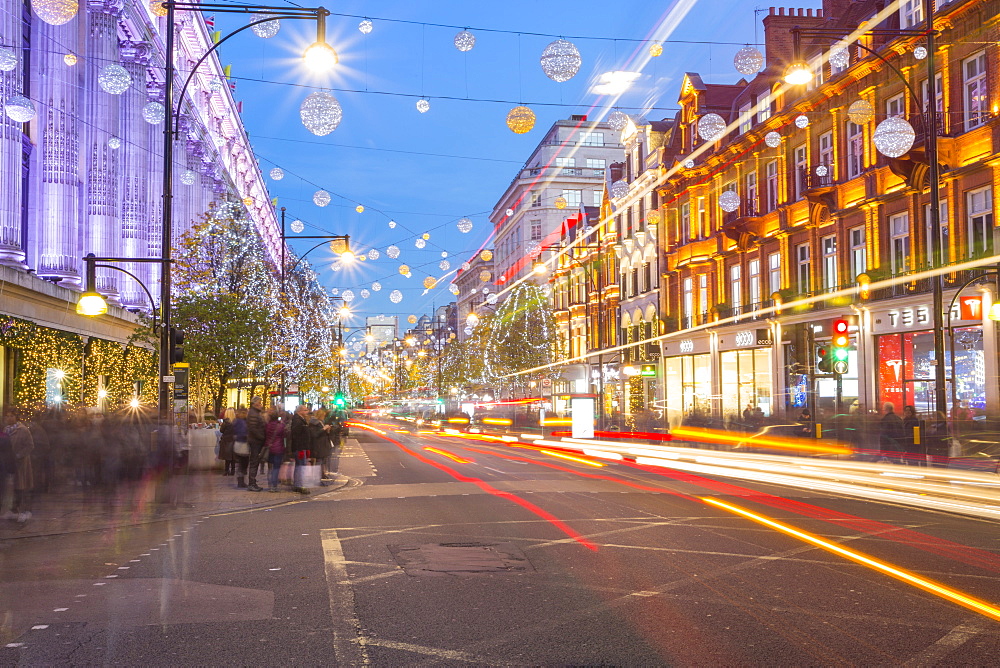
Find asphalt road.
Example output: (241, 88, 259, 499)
(2, 424, 1000, 666)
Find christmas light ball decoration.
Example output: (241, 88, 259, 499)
(764, 131, 781, 148)
(0, 47, 16, 72)
(698, 113, 726, 141)
(486, 293, 498, 305)
(367, 248, 380, 260)
(527, 242, 541, 256)
(358, 255, 366, 262)
(439, 259, 450, 271)
(300, 91, 342, 136)
(64, 53, 77, 66)
(359, 18, 373, 34)
(479, 270, 491, 282)
(482, 286, 491, 294)
(416, 99, 430, 113)
(4, 96, 35, 122)
(466, 313, 480, 327)
(685, 159, 695, 168)
(649, 42, 663, 57)
(372, 282, 382, 291)
(98, 65, 132, 95)
(847, 99, 874, 125)
(33, 0, 77, 25)
(423, 276, 437, 289)
(611, 179, 629, 198)
(290, 219, 305, 233)
(389, 290, 402, 303)
(733, 45, 764, 75)
(873, 116, 915, 158)
(794, 114, 809, 128)
(107, 136, 122, 149)
(470, 288, 478, 294)
(718, 190, 740, 213)
(181, 170, 197, 186)
(150, 0, 167, 17)
(462, 261, 471, 271)
(415, 238, 426, 249)
(251, 14, 280, 38)
(387, 245, 400, 259)
(441, 251, 448, 258)
(914, 46, 927, 60)
(540, 39, 581, 82)
(342, 289, 355, 302)
(607, 110, 629, 131)
(480, 250, 493, 262)
(360, 289, 370, 299)
(331, 288, 339, 295)
(422, 233, 430, 240)
(454, 30, 475, 51)
(142, 101, 165, 124)
(457, 217, 473, 233)
(554, 196, 567, 209)
(313, 190, 331, 207)
(506, 106, 536, 134)
(408, 315, 418, 325)
(830, 49, 849, 69)
(270, 167, 284, 180)
(398, 264, 410, 275)
(505, 208, 514, 217)
(242, 196, 253, 207)
(464, 327, 473, 335)
(815, 165, 828, 177)
(449, 284, 459, 295)
(355, 205, 364, 213)
(388, 220, 397, 229)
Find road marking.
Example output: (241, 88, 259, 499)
(365, 638, 483, 663)
(321, 529, 368, 666)
(903, 623, 982, 666)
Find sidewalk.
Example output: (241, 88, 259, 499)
(0, 468, 350, 541)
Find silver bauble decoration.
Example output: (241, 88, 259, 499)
(815, 165, 828, 177)
(462, 261, 471, 271)
(389, 290, 402, 303)
(457, 217, 473, 233)
(360, 289, 370, 299)
(98, 64, 132, 95)
(794, 114, 809, 128)
(718, 190, 740, 213)
(415, 238, 426, 249)
(371, 282, 382, 292)
(610, 179, 629, 198)
(250, 14, 280, 38)
(607, 110, 629, 131)
(540, 39, 581, 82)
(0, 47, 16, 72)
(359, 19, 373, 34)
(313, 190, 331, 207)
(439, 259, 450, 271)
(449, 284, 460, 295)
(830, 49, 849, 69)
(388, 220, 397, 229)
(416, 98, 430, 113)
(697, 113, 726, 141)
(142, 101, 165, 124)
(367, 248, 380, 260)
(107, 136, 122, 149)
(342, 289, 355, 303)
(300, 91, 342, 136)
(386, 245, 400, 259)
(847, 99, 874, 125)
(290, 219, 305, 233)
(764, 131, 781, 148)
(181, 170, 197, 186)
(914, 46, 927, 60)
(873, 116, 915, 158)
(733, 46, 764, 75)
(464, 327, 473, 335)
(684, 159, 695, 169)
(270, 167, 284, 181)
(505, 208, 514, 217)
(486, 293, 498, 305)
(4, 95, 35, 122)
(454, 30, 475, 51)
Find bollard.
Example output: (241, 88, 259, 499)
(815, 422, 822, 439)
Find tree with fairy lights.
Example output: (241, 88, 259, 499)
(280, 263, 338, 397)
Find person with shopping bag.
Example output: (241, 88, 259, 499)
(264, 410, 287, 492)
(288, 404, 314, 495)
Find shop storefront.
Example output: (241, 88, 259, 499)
(661, 335, 712, 427)
(717, 327, 774, 421)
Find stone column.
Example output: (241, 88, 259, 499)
(30, 19, 83, 281)
(83, 0, 125, 300)
(119, 41, 152, 309)
(145, 79, 164, 304)
(0, 4, 27, 268)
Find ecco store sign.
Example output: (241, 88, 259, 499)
(733, 328, 773, 348)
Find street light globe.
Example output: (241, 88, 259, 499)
(303, 41, 338, 72)
(783, 61, 813, 85)
(339, 306, 351, 318)
(340, 250, 356, 263)
(77, 292, 108, 316)
(129, 398, 140, 409)
(533, 261, 548, 275)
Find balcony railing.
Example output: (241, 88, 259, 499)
(721, 197, 760, 225)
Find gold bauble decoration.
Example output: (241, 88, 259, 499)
(242, 196, 253, 206)
(398, 264, 410, 275)
(423, 276, 437, 289)
(422, 232, 430, 240)
(63, 53, 77, 66)
(649, 42, 663, 57)
(554, 196, 567, 209)
(480, 249, 493, 262)
(479, 270, 492, 282)
(506, 106, 536, 134)
(408, 315, 417, 324)
(355, 204, 364, 213)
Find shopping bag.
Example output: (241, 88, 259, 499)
(278, 460, 295, 485)
(233, 439, 250, 456)
(294, 463, 322, 489)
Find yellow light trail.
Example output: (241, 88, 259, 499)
(540, 449, 605, 468)
(673, 426, 852, 456)
(700, 497, 1000, 623)
(422, 446, 472, 464)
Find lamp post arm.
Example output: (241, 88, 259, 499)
(284, 238, 344, 277)
(94, 264, 161, 332)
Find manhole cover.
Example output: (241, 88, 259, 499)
(388, 542, 533, 576)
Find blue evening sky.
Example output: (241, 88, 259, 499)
(213, 0, 820, 324)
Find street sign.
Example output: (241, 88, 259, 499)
(640, 364, 656, 377)
(541, 378, 551, 387)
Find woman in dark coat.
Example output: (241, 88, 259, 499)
(232, 408, 249, 488)
(311, 408, 334, 485)
(217, 413, 236, 476)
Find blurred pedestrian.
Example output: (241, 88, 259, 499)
(217, 414, 235, 476)
(232, 408, 250, 489)
(951, 400, 972, 437)
(288, 404, 312, 495)
(902, 405, 921, 461)
(880, 402, 904, 461)
(3, 409, 34, 523)
(264, 410, 286, 492)
(311, 408, 334, 485)
(245, 397, 267, 492)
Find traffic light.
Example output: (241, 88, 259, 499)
(816, 345, 831, 373)
(831, 318, 850, 374)
(333, 391, 346, 408)
(168, 327, 184, 364)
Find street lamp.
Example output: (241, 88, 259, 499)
(786, 0, 946, 418)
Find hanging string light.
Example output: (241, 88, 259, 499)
(356, 205, 364, 213)
(387, 245, 400, 258)
(290, 219, 305, 233)
(649, 42, 663, 57)
(457, 217, 473, 233)
(454, 30, 475, 51)
(506, 106, 536, 134)
(63, 53, 77, 66)
(300, 91, 342, 136)
(98, 64, 132, 94)
(540, 39, 581, 82)
(441, 251, 448, 258)
(142, 101, 165, 124)
(388, 220, 397, 229)
(313, 190, 331, 207)
(733, 46, 764, 75)
(269, 167, 284, 180)
(416, 99, 430, 113)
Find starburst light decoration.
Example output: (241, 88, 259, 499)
(64, 53, 77, 66)
(290, 219, 304, 233)
(718, 190, 740, 213)
(342, 290, 355, 302)
(251, 14, 280, 38)
(398, 264, 410, 275)
(313, 190, 331, 207)
(733, 46, 764, 75)
(360, 289, 370, 299)
(142, 101, 165, 124)
(423, 277, 437, 289)
(300, 91, 342, 136)
(455, 30, 475, 51)
(764, 131, 781, 148)
(649, 42, 663, 57)
(389, 290, 402, 303)
(794, 114, 809, 128)
(540, 39, 581, 82)
(554, 196, 567, 209)
(181, 170, 197, 186)
(98, 65, 132, 95)
(372, 282, 382, 291)
(0, 48, 16, 72)
(439, 259, 450, 271)
(914, 46, 927, 60)
(449, 284, 459, 295)
(33, 0, 77, 25)
(270, 167, 284, 180)
(107, 136, 122, 149)
(697, 113, 726, 141)
(359, 18, 373, 34)
(4, 96, 35, 122)
(480, 250, 493, 262)
(847, 100, 874, 125)
(479, 270, 491, 282)
(457, 217, 473, 233)
(830, 49, 849, 69)
(607, 110, 629, 131)
(387, 245, 400, 259)
(388, 220, 397, 229)
(416, 99, 430, 113)
(873, 116, 915, 158)
(415, 238, 426, 249)
(506, 106, 536, 134)
(610, 180, 629, 198)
